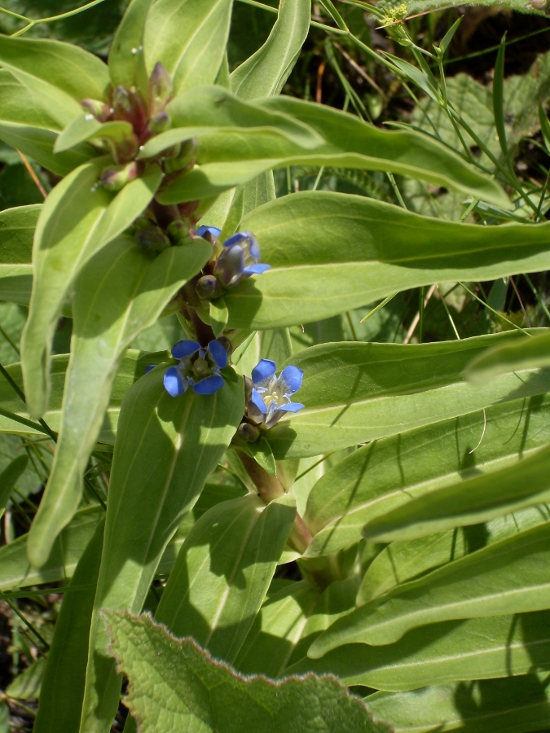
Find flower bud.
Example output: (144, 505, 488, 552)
(148, 111, 171, 134)
(195, 275, 223, 300)
(237, 423, 260, 443)
(81, 98, 111, 122)
(148, 62, 173, 117)
(135, 225, 171, 256)
(112, 86, 147, 134)
(164, 138, 197, 173)
(100, 161, 138, 191)
(167, 219, 190, 244)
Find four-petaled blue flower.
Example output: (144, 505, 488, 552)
(164, 339, 228, 397)
(195, 226, 270, 288)
(246, 359, 304, 428)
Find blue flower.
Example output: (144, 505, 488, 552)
(163, 338, 228, 397)
(195, 227, 270, 289)
(246, 359, 304, 428)
(195, 225, 221, 238)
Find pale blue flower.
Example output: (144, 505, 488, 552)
(246, 359, 304, 428)
(195, 226, 270, 289)
(164, 338, 228, 397)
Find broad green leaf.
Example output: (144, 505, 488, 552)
(0, 455, 28, 520)
(21, 160, 162, 419)
(54, 116, 134, 154)
(156, 493, 296, 662)
(359, 504, 550, 606)
(221, 192, 550, 331)
(234, 580, 322, 677)
(104, 610, 392, 733)
(231, 0, 311, 99)
(33, 519, 104, 733)
(0, 37, 110, 128)
(143, 0, 233, 95)
(79, 367, 243, 731)
(366, 675, 550, 733)
(0, 204, 39, 279)
(467, 329, 550, 384)
(266, 333, 550, 460)
(0, 351, 143, 440)
(305, 395, 550, 557)
(26, 234, 211, 568)
(289, 610, 550, 692)
(108, 0, 152, 90)
(309, 521, 550, 655)
(159, 100, 509, 207)
(362, 443, 550, 544)
(6, 657, 45, 700)
(0, 505, 102, 592)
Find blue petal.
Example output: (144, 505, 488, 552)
(208, 339, 228, 369)
(171, 340, 200, 359)
(243, 263, 270, 275)
(144, 365, 155, 374)
(193, 374, 224, 395)
(250, 388, 268, 414)
(195, 225, 221, 238)
(246, 232, 261, 260)
(280, 365, 304, 394)
(278, 402, 304, 413)
(223, 232, 248, 248)
(214, 245, 245, 286)
(164, 367, 186, 397)
(252, 359, 276, 386)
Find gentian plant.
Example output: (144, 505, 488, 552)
(1, 0, 550, 731)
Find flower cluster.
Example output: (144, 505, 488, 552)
(245, 359, 304, 429)
(194, 226, 270, 298)
(163, 339, 229, 397)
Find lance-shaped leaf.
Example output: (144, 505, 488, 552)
(26, 234, 211, 568)
(108, 0, 152, 90)
(34, 519, 104, 733)
(305, 394, 550, 557)
(79, 367, 243, 731)
(103, 610, 392, 733)
(367, 675, 550, 733)
(466, 328, 550, 384)
(266, 332, 550, 460)
(0, 36, 109, 128)
(309, 521, 550, 655)
(0, 351, 142, 439)
(159, 101, 508, 207)
(288, 610, 550, 692)
(155, 493, 296, 663)
(231, 0, 311, 99)
(143, 0, 233, 95)
(221, 191, 550, 331)
(359, 504, 550, 606)
(54, 117, 135, 154)
(0, 455, 28, 520)
(0, 505, 102, 592)
(21, 160, 162, 419)
(361, 443, 550, 544)
(0, 204, 39, 280)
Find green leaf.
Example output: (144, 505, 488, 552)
(6, 657, 45, 700)
(108, 0, 152, 90)
(155, 493, 296, 662)
(103, 610, 392, 733)
(309, 521, 550, 655)
(366, 675, 550, 733)
(245, 435, 277, 477)
(493, 34, 508, 160)
(33, 518, 104, 732)
(26, 234, 211, 568)
(143, 0, 233, 95)
(0, 37, 110, 127)
(231, 0, 311, 99)
(0, 505, 102, 592)
(54, 116, 135, 154)
(222, 191, 550, 331)
(209, 296, 229, 337)
(359, 504, 550, 606)
(305, 394, 550, 557)
(21, 160, 162, 420)
(289, 610, 550, 692)
(0, 455, 28, 520)
(79, 367, 244, 731)
(362, 443, 550, 544)
(160, 100, 509, 207)
(0, 205, 39, 278)
(266, 332, 550, 460)
(466, 329, 550, 384)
